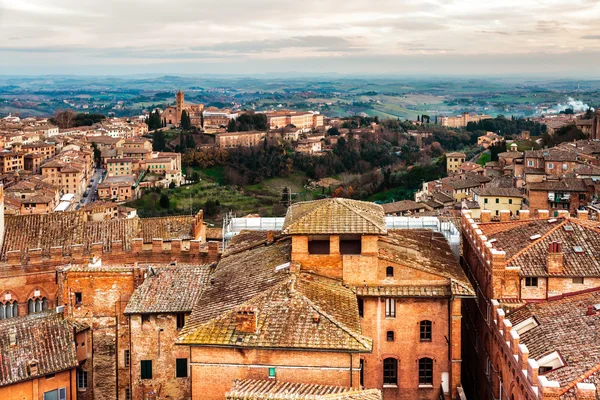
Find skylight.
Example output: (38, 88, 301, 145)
(564, 225, 574, 232)
(536, 351, 564, 373)
(530, 234, 542, 240)
(548, 218, 557, 223)
(513, 316, 539, 336)
(573, 246, 584, 253)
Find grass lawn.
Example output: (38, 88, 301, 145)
(477, 152, 491, 166)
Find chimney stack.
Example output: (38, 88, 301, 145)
(266, 230, 275, 244)
(208, 241, 219, 264)
(235, 307, 257, 333)
(547, 241, 564, 275)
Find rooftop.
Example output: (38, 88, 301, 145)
(381, 200, 426, 214)
(124, 264, 213, 314)
(226, 379, 382, 400)
(0, 311, 78, 387)
(281, 198, 386, 235)
(506, 289, 600, 390)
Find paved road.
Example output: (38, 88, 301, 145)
(82, 168, 106, 206)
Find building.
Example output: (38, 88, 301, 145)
(381, 200, 430, 216)
(263, 110, 324, 131)
(203, 109, 238, 129)
(215, 131, 265, 148)
(445, 152, 466, 174)
(477, 132, 504, 149)
(97, 175, 137, 201)
(106, 157, 137, 177)
(439, 113, 492, 128)
(0, 151, 24, 174)
(472, 176, 523, 218)
(160, 90, 204, 127)
(0, 310, 85, 400)
(460, 209, 600, 399)
(441, 174, 491, 203)
(178, 198, 473, 400)
(124, 265, 212, 400)
(524, 178, 593, 215)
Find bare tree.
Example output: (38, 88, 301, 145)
(53, 109, 76, 129)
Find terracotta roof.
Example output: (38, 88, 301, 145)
(381, 200, 427, 214)
(0, 311, 78, 387)
(124, 265, 213, 314)
(205, 227, 223, 240)
(378, 230, 475, 297)
(432, 192, 453, 204)
(140, 215, 196, 243)
(443, 176, 490, 190)
(506, 289, 600, 391)
(281, 198, 386, 235)
(527, 178, 589, 192)
(226, 379, 381, 399)
(179, 233, 371, 352)
(446, 152, 466, 157)
(498, 151, 524, 159)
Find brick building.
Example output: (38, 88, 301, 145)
(524, 178, 593, 215)
(178, 198, 474, 400)
(124, 265, 212, 400)
(0, 310, 86, 400)
(460, 208, 600, 399)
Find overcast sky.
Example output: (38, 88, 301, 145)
(1, 0, 600, 76)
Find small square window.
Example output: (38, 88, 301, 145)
(74, 292, 82, 305)
(572, 277, 584, 284)
(495, 198, 499, 204)
(386, 331, 394, 341)
(175, 358, 188, 378)
(141, 360, 152, 379)
(176, 313, 185, 330)
(268, 367, 276, 378)
(525, 277, 538, 287)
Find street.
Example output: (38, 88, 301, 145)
(81, 168, 106, 207)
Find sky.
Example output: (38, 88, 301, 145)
(1, 0, 600, 77)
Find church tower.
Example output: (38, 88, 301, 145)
(176, 90, 185, 123)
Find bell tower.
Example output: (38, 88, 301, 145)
(176, 90, 184, 123)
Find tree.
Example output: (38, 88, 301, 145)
(227, 118, 238, 132)
(186, 134, 196, 149)
(153, 131, 166, 151)
(200, 112, 204, 128)
(146, 110, 162, 131)
(53, 109, 76, 129)
(417, 115, 420, 122)
(91, 143, 101, 168)
(181, 110, 191, 130)
(159, 193, 170, 208)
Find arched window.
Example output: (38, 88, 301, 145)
(420, 320, 432, 342)
(383, 358, 398, 386)
(386, 266, 394, 278)
(0, 301, 18, 320)
(28, 297, 47, 314)
(418, 358, 433, 385)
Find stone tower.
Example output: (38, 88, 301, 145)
(176, 90, 185, 124)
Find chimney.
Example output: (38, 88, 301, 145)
(576, 209, 589, 220)
(312, 313, 320, 323)
(586, 305, 596, 316)
(480, 210, 491, 223)
(575, 382, 597, 400)
(499, 210, 511, 222)
(207, 241, 219, 264)
(519, 210, 530, 220)
(538, 210, 549, 219)
(235, 307, 257, 333)
(266, 230, 275, 244)
(547, 241, 564, 275)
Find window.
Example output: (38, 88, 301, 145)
(359, 359, 365, 386)
(525, 277, 538, 287)
(176, 313, 185, 330)
(548, 163, 554, 169)
(141, 314, 150, 323)
(124, 350, 130, 367)
(562, 163, 567, 171)
(175, 358, 188, 378)
(509, 199, 513, 204)
(385, 298, 396, 318)
(340, 235, 361, 254)
(28, 297, 47, 314)
(484, 198, 488, 204)
(387, 331, 395, 342)
(572, 277, 584, 284)
(308, 236, 330, 254)
(141, 360, 152, 379)
(357, 298, 364, 318)
(420, 320, 432, 342)
(0, 301, 18, 320)
(268, 367, 276, 378)
(418, 358, 433, 386)
(386, 266, 394, 278)
(125, 389, 131, 400)
(383, 358, 398, 386)
(77, 369, 88, 390)
(74, 292, 82, 305)
(528, 160, 534, 167)
(495, 198, 499, 204)
(43, 388, 66, 400)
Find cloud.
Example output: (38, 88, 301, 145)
(1, 0, 600, 75)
